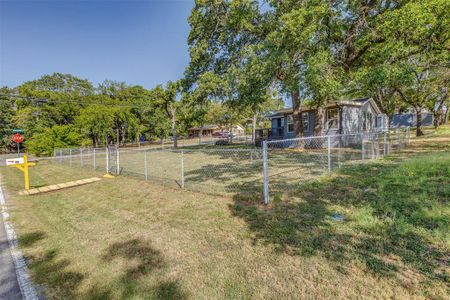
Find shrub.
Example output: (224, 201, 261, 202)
(26, 125, 86, 156)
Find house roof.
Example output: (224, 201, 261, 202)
(268, 97, 380, 118)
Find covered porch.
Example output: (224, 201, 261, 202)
(254, 127, 284, 146)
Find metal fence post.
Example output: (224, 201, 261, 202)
(106, 146, 109, 173)
(69, 149, 72, 165)
(361, 134, 365, 161)
(93, 148, 96, 170)
(327, 136, 331, 172)
(263, 141, 269, 205)
(371, 134, 376, 159)
(80, 148, 83, 167)
(144, 150, 148, 181)
(407, 127, 410, 143)
(59, 149, 63, 163)
(181, 150, 185, 188)
(116, 147, 120, 176)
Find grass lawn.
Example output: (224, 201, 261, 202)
(0, 126, 449, 299)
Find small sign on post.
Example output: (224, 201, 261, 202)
(12, 133, 24, 156)
(8, 155, 36, 190)
(6, 157, 24, 166)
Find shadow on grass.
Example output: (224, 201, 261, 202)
(230, 156, 449, 283)
(101, 238, 187, 300)
(183, 149, 334, 195)
(21, 232, 186, 299)
(18, 231, 46, 247)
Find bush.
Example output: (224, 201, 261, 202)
(26, 125, 86, 156)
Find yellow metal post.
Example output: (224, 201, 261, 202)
(23, 155, 29, 190)
(9, 155, 36, 191)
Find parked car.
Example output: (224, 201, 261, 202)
(215, 139, 230, 145)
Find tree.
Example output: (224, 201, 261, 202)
(206, 102, 243, 142)
(16, 73, 95, 133)
(340, 0, 450, 135)
(186, 0, 272, 137)
(75, 104, 115, 147)
(186, 0, 339, 137)
(26, 125, 85, 156)
(423, 67, 450, 128)
(0, 87, 16, 150)
(350, 66, 406, 129)
(263, 0, 336, 137)
(152, 81, 182, 148)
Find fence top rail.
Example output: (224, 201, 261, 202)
(266, 133, 359, 145)
(138, 148, 261, 153)
(265, 128, 410, 146)
(56, 146, 261, 155)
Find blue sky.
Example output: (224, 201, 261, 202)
(0, 0, 194, 89)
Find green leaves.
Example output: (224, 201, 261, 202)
(26, 125, 85, 156)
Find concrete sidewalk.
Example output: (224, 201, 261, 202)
(0, 215, 22, 299)
(0, 180, 39, 300)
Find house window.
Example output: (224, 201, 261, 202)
(287, 115, 294, 132)
(327, 108, 339, 129)
(302, 112, 309, 132)
(287, 113, 309, 133)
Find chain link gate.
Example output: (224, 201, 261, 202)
(106, 146, 121, 175)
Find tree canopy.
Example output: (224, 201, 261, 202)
(1, 0, 448, 154)
(185, 0, 449, 136)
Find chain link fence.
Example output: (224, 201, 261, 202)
(54, 128, 410, 204)
(55, 146, 264, 196)
(262, 128, 410, 203)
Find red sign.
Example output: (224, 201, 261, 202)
(12, 133, 24, 143)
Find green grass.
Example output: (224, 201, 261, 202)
(1, 126, 449, 299)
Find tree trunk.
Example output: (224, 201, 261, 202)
(314, 107, 325, 136)
(415, 107, 424, 136)
(116, 127, 120, 147)
(228, 124, 233, 143)
(291, 90, 304, 137)
(433, 112, 440, 128)
(121, 126, 126, 146)
(386, 114, 392, 131)
(199, 124, 203, 144)
(171, 106, 177, 149)
(252, 113, 257, 144)
(444, 104, 450, 124)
